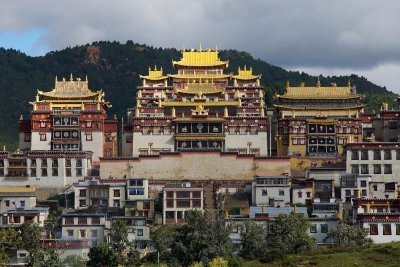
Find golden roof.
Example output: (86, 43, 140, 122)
(38, 75, 102, 99)
(274, 104, 365, 110)
(232, 66, 261, 80)
(157, 101, 240, 107)
(168, 74, 231, 79)
(172, 48, 228, 67)
(177, 80, 223, 95)
(0, 187, 36, 193)
(277, 79, 361, 100)
(140, 66, 168, 81)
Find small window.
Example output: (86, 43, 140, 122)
(40, 133, 46, 141)
(396, 224, 400, 235)
(345, 190, 351, 197)
(306, 192, 311, 198)
(362, 189, 367, 197)
(262, 190, 268, 196)
(86, 133, 92, 141)
(384, 150, 392, 160)
(76, 159, 82, 167)
(373, 151, 381, 160)
(370, 224, 378, 235)
(24, 133, 31, 142)
(5, 200, 10, 207)
(360, 180, 367, 188)
(310, 224, 317, 233)
(78, 217, 87, 225)
(65, 217, 74, 225)
(79, 190, 87, 197)
(40, 121, 46, 128)
(361, 165, 369, 174)
(351, 151, 359, 160)
(79, 200, 86, 207)
(66, 159, 71, 167)
(80, 230, 86, 238)
(351, 165, 359, 174)
(114, 190, 120, 197)
(52, 159, 58, 167)
(76, 168, 82, 177)
(373, 185, 378, 191)
(113, 200, 120, 207)
(298, 192, 303, 198)
(92, 217, 100, 225)
(41, 168, 47, 176)
(384, 164, 392, 174)
(279, 189, 285, 196)
(383, 224, 392, 235)
(52, 168, 58, 176)
(67, 230, 74, 237)
(137, 229, 143, 236)
(66, 168, 72, 177)
(41, 159, 47, 167)
(86, 121, 92, 128)
(396, 151, 400, 160)
(20, 201, 25, 207)
(361, 151, 369, 160)
(373, 165, 381, 174)
(321, 224, 328, 233)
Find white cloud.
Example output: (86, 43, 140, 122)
(0, 0, 400, 89)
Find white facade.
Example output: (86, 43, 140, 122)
(340, 174, 371, 203)
(30, 132, 52, 151)
(61, 214, 106, 247)
(346, 147, 400, 183)
(308, 218, 340, 244)
(81, 131, 104, 161)
(74, 179, 126, 209)
(292, 187, 313, 205)
(363, 222, 400, 244)
(0, 193, 36, 213)
(132, 132, 175, 156)
(163, 184, 204, 224)
(225, 132, 268, 155)
(0, 207, 50, 227)
(252, 176, 291, 206)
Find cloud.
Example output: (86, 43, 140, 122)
(0, 0, 400, 89)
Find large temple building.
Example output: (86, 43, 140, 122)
(122, 48, 271, 157)
(19, 75, 118, 162)
(275, 80, 364, 159)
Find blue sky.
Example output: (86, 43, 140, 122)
(0, 28, 47, 56)
(0, 0, 400, 93)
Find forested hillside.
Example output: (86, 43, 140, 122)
(0, 41, 397, 146)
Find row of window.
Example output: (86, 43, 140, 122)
(64, 217, 101, 225)
(351, 150, 400, 160)
(351, 164, 393, 175)
(0, 158, 82, 168)
(79, 199, 121, 208)
(79, 189, 121, 198)
(165, 191, 202, 199)
(29, 168, 82, 177)
(370, 224, 400, 235)
(310, 224, 328, 233)
(166, 199, 202, 208)
(261, 189, 285, 196)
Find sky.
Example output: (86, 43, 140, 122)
(0, 0, 400, 93)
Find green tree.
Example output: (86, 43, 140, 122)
(208, 257, 228, 267)
(0, 228, 21, 265)
(327, 223, 373, 247)
(63, 255, 87, 267)
(87, 243, 119, 267)
(171, 210, 233, 266)
(151, 225, 178, 265)
(110, 219, 130, 252)
(20, 221, 45, 266)
(266, 213, 315, 254)
(239, 221, 268, 259)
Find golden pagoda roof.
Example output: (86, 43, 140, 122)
(172, 48, 228, 67)
(176, 80, 223, 95)
(232, 66, 261, 80)
(168, 74, 231, 79)
(38, 75, 102, 99)
(276, 79, 361, 100)
(274, 104, 365, 110)
(139, 66, 168, 81)
(157, 101, 240, 107)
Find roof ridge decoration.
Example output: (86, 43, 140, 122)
(172, 47, 229, 67)
(38, 75, 102, 99)
(177, 79, 223, 95)
(140, 66, 168, 81)
(276, 78, 361, 100)
(232, 65, 261, 80)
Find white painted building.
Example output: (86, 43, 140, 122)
(346, 143, 400, 183)
(0, 187, 37, 213)
(251, 175, 290, 206)
(340, 174, 371, 203)
(162, 181, 204, 224)
(308, 218, 340, 244)
(61, 213, 106, 247)
(0, 207, 50, 227)
(73, 178, 126, 209)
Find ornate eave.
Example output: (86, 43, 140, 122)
(172, 49, 228, 68)
(232, 66, 261, 80)
(139, 67, 168, 81)
(168, 74, 231, 80)
(176, 81, 223, 95)
(157, 101, 240, 107)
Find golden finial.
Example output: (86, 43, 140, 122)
(85, 75, 88, 82)
(190, 48, 194, 52)
(347, 79, 351, 88)
(215, 44, 218, 52)
(55, 76, 58, 84)
(316, 77, 321, 87)
(77, 77, 81, 81)
(70, 73, 73, 81)
(286, 80, 290, 88)
(199, 43, 202, 52)
(331, 82, 337, 87)
(300, 82, 305, 87)
(154, 65, 157, 71)
(19, 114, 23, 120)
(160, 67, 163, 73)
(62, 77, 66, 81)
(244, 64, 247, 71)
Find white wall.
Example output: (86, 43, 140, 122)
(131, 132, 175, 156)
(363, 222, 400, 243)
(31, 132, 51, 150)
(81, 132, 103, 161)
(225, 132, 268, 155)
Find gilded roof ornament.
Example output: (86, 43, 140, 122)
(316, 77, 321, 87)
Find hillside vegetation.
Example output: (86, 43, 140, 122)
(0, 41, 397, 147)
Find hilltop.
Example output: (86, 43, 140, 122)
(0, 41, 397, 146)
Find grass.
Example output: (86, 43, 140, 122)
(224, 193, 250, 215)
(242, 242, 400, 267)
